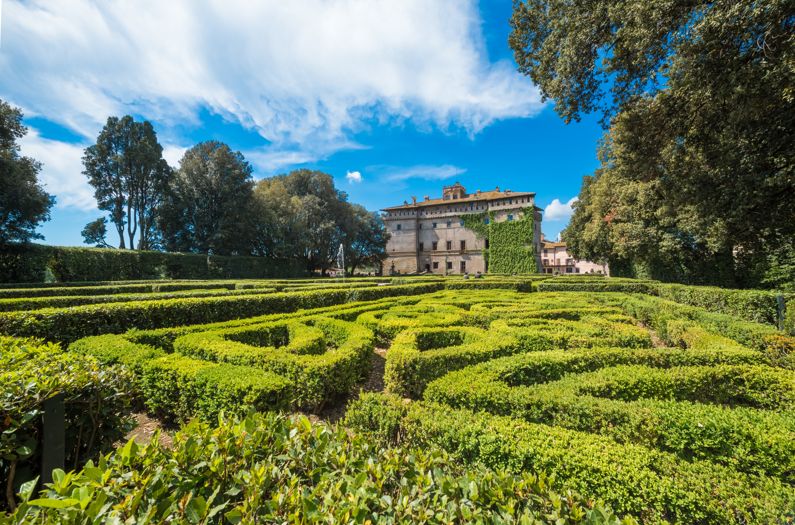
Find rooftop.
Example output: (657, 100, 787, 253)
(382, 183, 535, 211)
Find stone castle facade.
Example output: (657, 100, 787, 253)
(381, 183, 543, 275)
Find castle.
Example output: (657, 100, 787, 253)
(381, 182, 543, 274)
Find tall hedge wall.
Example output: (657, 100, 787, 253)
(0, 244, 306, 283)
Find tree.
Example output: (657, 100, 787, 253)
(159, 141, 256, 255)
(253, 170, 355, 274)
(511, 1, 794, 286)
(83, 116, 171, 250)
(81, 217, 111, 248)
(0, 100, 54, 246)
(345, 204, 389, 275)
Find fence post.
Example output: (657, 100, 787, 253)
(41, 394, 65, 485)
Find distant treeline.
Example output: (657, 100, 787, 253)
(1, 104, 388, 277)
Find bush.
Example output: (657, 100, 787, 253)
(4, 412, 630, 524)
(0, 282, 443, 343)
(0, 287, 277, 311)
(0, 244, 306, 283)
(424, 348, 795, 482)
(0, 336, 133, 511)
(345, 394, 795, 525)
(656, 283, 791, 325)
(73, 314, 374, 420)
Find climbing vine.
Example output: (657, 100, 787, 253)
(461, 211, 538, 274)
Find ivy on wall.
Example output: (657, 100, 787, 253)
(460, 211, 538, 274)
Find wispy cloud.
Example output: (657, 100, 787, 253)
(19, 130, 96, 211)
(544, 197, 578, 221)
(372, 164, 466, 182)
(0, 0, 544, 208)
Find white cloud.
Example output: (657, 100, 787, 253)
(544, 197, 578, 221)
(374, 164, 466, 182)
(18, 131, 96, 211)
(162, 145, 189, 168)
(0, 0, 543, 187)
(346, 170, 362, 184)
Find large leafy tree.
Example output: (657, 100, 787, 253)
(511, 0, 794, 286)
(83, 116, 171, 250)
(252, 170, 384, 274)
(0, 100, 54, 246)
(159, 141, 256, 255)
(345, 204, 389, 275)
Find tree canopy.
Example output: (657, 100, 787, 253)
(0, 100, 54, 246)
(511, 0, 794, 286)
(159, 141, 256, 256)
(82, 116, 171, 250)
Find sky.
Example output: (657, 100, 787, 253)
(0, 0, 604, 247)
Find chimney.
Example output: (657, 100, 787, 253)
(505, 189, 511, 194)
(476, 189, 481, 195)
(495, 186, 500, 192)
(411, 196, 417, 204)
(424, 195, 430, 201)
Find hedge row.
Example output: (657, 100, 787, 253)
(615, 293, 795, 360)
(0, 282, 444, 343)
(0, 336, 133, 511)
(424, 348, 795, 482)
(345, 394, 795, 525)
(72, 316, 374, 420)
(4, 413, 629, 524)
(383, 313, 652, 398)
(0, 287, 277, 312)
(0, 281, 244, 299)
(0, 244, 306, 283)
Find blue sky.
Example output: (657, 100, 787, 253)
(0, 0, 603, 247)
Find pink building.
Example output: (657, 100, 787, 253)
(540, 237, 608, 275)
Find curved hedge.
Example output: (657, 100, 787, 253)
(346, 394, 795, 525)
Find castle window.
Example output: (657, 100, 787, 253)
(446, 240, 452, 250)
(484, 218, 490, 225)
(396, 224, 402, 230)
(446, 261, 453, 270)
(460, 220, 465, 226)
(460, 240, 466, 250)
(446, 220, 452, 227)
(507, 214, 514, 221)
(419, 242, 424, 251)
(432, 222, 437, 228)
(433, 262, 439, 269)
(432, 241, 438, 250)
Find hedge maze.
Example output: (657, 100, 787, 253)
(3, 275, 795, 523)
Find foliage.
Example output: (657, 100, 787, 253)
(0, 244, 306, 284)
(79, 218, 111, 249)
(346, 394, 795, 525)
(0, 336, 133, 511)
(83, 115, 171, 250)
(3, 412, 629, 524)
(159, 141, 256, 256)
(345, 203, 389, 275)
(460, 211, 538, 273)
(0, 100, 54, 246)
(511, 1, 795, 287)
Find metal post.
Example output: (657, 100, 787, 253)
(41, 394, 65, 485)
(777, 294, 786, 331)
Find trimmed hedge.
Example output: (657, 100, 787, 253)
(4, 413, 629, 524)
(425, 350, 795, 482)
(0, 282, 444, 343)
(73, 315, 374, 420)
(0, 287, 277, 312)
(0, 243, 306, 283)
(0, 336, 133, 511)
(345, 394, 795, 525)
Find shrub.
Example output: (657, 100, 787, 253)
(0, 336, 133, 511)
(4, 412, 630, 524)
(0, 282, 443, 343)
(346, 394, 795, 525)
(425, 349, 795, 482)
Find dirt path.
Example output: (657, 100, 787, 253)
(314, 347, 387, 423)
(123, 412, 174, 448)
